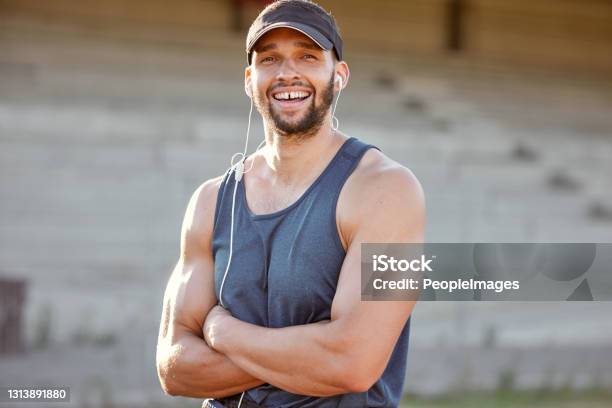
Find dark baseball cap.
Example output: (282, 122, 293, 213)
(246, 0, 343, 64)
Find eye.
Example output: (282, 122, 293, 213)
(260, 56, 276, 64)
(302, 54, 317, 61)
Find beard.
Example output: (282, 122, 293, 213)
(254, 73, 335, 141)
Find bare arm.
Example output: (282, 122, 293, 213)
(156, 178, 264, 398)
(204, 161, 425, 396)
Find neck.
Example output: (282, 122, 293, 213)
(259, 119, 343, 186)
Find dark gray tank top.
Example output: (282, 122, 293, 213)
(212, 137, 411, 407)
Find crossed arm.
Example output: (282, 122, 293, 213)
(156, 164, 425, 398)
(156, 178, 263, 398)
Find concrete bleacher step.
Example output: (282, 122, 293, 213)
(1, 9, 611, 264)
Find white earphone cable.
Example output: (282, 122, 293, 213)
(219, 96, 265, 311)
(219, 96, 252, 308)
(331, 77, 343, 131)
(221, 96, 262, 408)
(218, 175, 239, 309)
(230, 95, 254, 169)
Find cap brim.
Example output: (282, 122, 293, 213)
(247, 22, 333, 63)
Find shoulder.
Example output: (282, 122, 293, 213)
(338, 145, 426, 244)
(180, 174, 226, 253)
(351, 147, 424, 200)
(186, 175, 226, 223)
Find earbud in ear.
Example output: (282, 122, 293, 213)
(336, 75, 343, 89)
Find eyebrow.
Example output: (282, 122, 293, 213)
(294, 41, 320, 51)
(255, 40, 321, 54)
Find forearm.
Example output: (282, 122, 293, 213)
(212, 317, 353, 396)
(157, 331, 264, 398)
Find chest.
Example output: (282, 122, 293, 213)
(213, 191, 346, 327)
(243, 175, 311, 215)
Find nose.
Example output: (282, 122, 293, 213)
(275, 58, 301, 83)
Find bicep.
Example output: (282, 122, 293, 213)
(159, 255, 217, 343)
(329, 167, 425, 370)
(329, 243, 416, 372)
(159, 179, 222, 343)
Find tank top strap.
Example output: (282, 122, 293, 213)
(317, 136, 380, 193)
(212, 166, 234, 233)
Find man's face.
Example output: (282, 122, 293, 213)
(248, 28, 336, 139)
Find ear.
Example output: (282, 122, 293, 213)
(334, 60, 350, 92)
(245, 65, 253, 98)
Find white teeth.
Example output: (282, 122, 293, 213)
(273, 91, 310, 100)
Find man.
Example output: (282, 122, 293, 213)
(156, 1, 425, 407)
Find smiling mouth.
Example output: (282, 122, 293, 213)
(271, 91, 312, 102)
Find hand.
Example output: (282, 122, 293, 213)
(203, 304, 232, 350)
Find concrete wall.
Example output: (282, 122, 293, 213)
(464, 0, 612, 72)
(2, 0, 611, 71)
(0, 0, 231, 29)
(321, 0, 448, 54)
